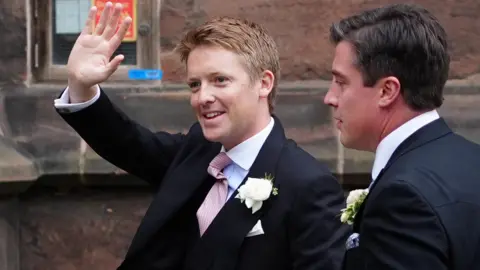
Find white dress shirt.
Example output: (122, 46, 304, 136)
(371, 110, 440, 183)
(221, 117, 274, 199)
(54, 85, 101, 113)
(53, 85, 275, 200)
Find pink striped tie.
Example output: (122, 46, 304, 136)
(197, 152, 232, 236)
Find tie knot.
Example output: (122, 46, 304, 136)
(207, 152, 232, 180)
(210, 152, 232, 170)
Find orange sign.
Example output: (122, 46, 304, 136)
(91, 0, 137, 42)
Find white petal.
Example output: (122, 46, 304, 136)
(245, 198, 254, 208)
(340, 212, 349, 223)
(346, 189, 367, 205)
(236, 187, 247, 200)
(251, 201, 263, 214)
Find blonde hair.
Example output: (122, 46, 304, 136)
(176, 16, 280, 113)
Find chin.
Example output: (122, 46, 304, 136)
(339, 134, 356, 149)
(201, 127, 224, 143)
(341, 135, 371, 152)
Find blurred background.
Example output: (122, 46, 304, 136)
(0, 0, 479, 269)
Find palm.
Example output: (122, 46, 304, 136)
(67, 3, 131, 87)
(69, 35, 113, 82)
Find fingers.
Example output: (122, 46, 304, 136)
(102, 3, 123, 39)
(106, 55, 125, 74)
(109, 16, 132, 49)
(81, 6, 97, 35)
(94, 1, 113, 35)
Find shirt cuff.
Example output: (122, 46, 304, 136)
(54, 84, 101, 113)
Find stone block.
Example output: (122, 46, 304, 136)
(19, 189, 151, 270)
(0, 0, 26, 86)
(438, 94, 480, 144)
(343, 148, 375, 176)
(0, 137, 37, 185)
(3, 92, 83, 175)
(0, 199, 20, 270)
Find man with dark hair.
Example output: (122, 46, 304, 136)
(325, 3, 480, 269)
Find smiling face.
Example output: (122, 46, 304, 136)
(187, 44, 273, 150)
(324, 41, 382, 151)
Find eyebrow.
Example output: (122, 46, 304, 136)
(186, 72, 226, 82)
(186, 77, 199, 83)
(331, 69, 346, 79)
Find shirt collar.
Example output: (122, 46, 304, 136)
(371, 110, 440, 181)
(221, 117, 275, 170)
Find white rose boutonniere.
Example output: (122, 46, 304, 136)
(340, 189, 368, 225)
(235, 173, 278, 214)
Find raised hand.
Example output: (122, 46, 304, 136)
(67, 2, 132, 102)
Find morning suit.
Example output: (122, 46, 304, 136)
(56, 88, 350, 270)
(343, 112, 480, 270)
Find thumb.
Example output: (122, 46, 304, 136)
(105, 54, 124, 74)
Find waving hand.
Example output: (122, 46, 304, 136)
(66, 2, 131, 102)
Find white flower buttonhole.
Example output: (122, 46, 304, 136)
(235, 173, 278, 214)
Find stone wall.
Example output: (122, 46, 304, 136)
(0, 0, 480, 269)
(0, 1, 26, 87)
(159, 0, 480, 81)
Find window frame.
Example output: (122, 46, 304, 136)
(29, 0, 161, 84)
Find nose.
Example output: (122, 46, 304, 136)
(323, 87, 338, 107)
(198, 86, 215, 106)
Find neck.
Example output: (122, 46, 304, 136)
(374, 107, 430, 152)
(223, 112, 272, 151)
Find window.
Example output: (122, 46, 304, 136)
(28, 0, 160, 84)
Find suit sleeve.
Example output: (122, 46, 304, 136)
(361, 180, 448, 269)
(288, 173, 351, 270)
(56, 88, 186, 187)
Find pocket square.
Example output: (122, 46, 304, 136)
(346, 233, 360, 250)
(246, 220, 264, 237)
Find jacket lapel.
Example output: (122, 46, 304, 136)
(185, 116, 287, 270)
(352, 118, 452, 230)
(125, 142, 222, 258)
(352, 168, 384, 232)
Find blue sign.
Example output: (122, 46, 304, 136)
(128, 69, 163, 80)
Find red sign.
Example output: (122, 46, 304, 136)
(91, 0, 137, 42)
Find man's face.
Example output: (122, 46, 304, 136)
(187, 44, 269, 149)
(324, 41, 381, 151)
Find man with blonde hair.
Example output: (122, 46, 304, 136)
(54, 2, 349, 269)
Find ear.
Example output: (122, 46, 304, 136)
(258, 70, 275, 98)
(377, 76, 401, 108)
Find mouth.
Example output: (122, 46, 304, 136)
(202, 111, 225, 120)
(334, 118, 342, 128)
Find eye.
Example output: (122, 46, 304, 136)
(188, 81, 201, 91)
(334, 79, 345, 87)
(214, 76, 229, 84)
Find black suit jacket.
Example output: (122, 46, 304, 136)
(57, 89, 350, 270)
(343, 118, 480, 270)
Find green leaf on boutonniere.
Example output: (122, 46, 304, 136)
(340, 189, 368, 225)
(264, 173, 278, 196)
